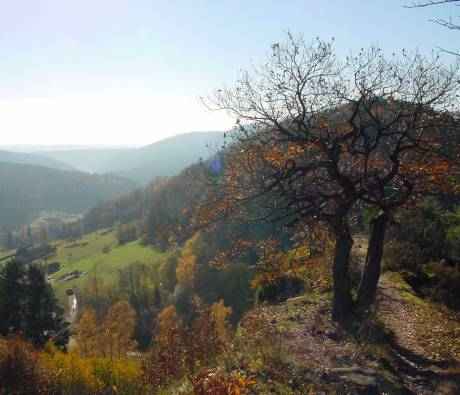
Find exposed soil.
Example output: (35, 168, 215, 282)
(227, 235, 460, 394)
(375, 272, 460, 395)
(239, 294, 399, 394)
(238, 270, 460, 393)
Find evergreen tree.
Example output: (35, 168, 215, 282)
(0, 260, 69, 348)
(5, 231, 15, 249)
(26, 225, 33, 244)
(38, 223, 48, 246)
(153, 286, 162, 309)
(23, 265, 60, 347)
(0, 259, 25, 336)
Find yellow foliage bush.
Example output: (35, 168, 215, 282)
(41, 347, 105, 394)
(40, 343, 149, 395)
(252, 228, 334, 293)
(211, 299, 232, 342)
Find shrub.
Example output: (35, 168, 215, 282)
(41, 343, 149, 395)
(116, 223, 138, 245)
(0, 336, 44, 395)
(46, 262, 61, 275)
(142, 309, 224, 390)
(189, 368, 256, 395)
(405, 261, 460, 310)
(255, 276, 305, 305)
(40, 346, 105, 394)
(383, 198, 460, 309)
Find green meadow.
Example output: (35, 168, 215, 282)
(36, 229, 164, 304)
(0, 248, 15, 262)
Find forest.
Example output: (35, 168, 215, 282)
(0, 162, 136, 230)
(1, 2, 460, 395)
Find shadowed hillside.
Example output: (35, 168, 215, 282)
(0, 150, 77, 171)
(0, 162, 137, 229)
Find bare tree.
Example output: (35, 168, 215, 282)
(194, 34, 460, 322)
(406, 0, 460, 55)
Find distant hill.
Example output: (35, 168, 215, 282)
(0, 162, 138, 230)
(36, 148, 129, 174)
(107, 132, 225, 183)
(0, 150, 77, 171)
(39, 132, 225, 183)
(0, 144, 136, 153)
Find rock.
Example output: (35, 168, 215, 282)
(437, 380, 460, 395)
(331, 367, 379, 392)
(425, 364, 446, 376)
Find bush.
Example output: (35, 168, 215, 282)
(41, 347, 104, 394)
(142, 309, 224, 390)
(404, 261, 460, 310)
(0, 337, 150, 395)
(385, 198, 449, 270)
(384, 198, 460, 310)
(0, 336, 44, 395)
(189, 368, 256, 394)
(46, 262, 61, 274)
(117, 223, 138, 245)
(255, 276, 304, 305)
(41, 343, 150, 395)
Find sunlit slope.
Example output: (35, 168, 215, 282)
(42, 230, 163, 303)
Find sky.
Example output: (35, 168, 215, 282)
(0, 0, 458, 146)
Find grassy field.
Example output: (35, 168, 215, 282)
(35, 229, 164, 304)
(0, 248, 15, 262)
(30, 211, 81, 229)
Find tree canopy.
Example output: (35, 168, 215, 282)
(194, 34, 460, 321)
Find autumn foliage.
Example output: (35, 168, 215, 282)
(193, 33, 460, 321)
(75, 301, 137, 359)
(189, 368, 256, 395)
(0, 335, 44, 395)
(142, 305, 229, 390)
(0, 336, 149, 395)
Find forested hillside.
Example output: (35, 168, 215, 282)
(0, 162, 137, 229)
(1, 6, 460, 394)
(81, 177, 165, 232)
(39, 132, 224, 183)
(107, 132, 224, 183)
(36, 148, 128, 174)
(0, 150, 77, 171)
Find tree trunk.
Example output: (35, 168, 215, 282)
(357, 211, 389, 306)
(332, 222, 354, 323)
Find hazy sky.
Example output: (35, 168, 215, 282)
(0, 0, 458, 145)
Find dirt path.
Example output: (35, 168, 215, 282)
(376, 273, 459, 394)
(376, 274, 427, 357)
(65, 294, 78, 349)
(65, 294, 78, 325)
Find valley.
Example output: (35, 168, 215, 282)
(1, 3, 459, 394)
